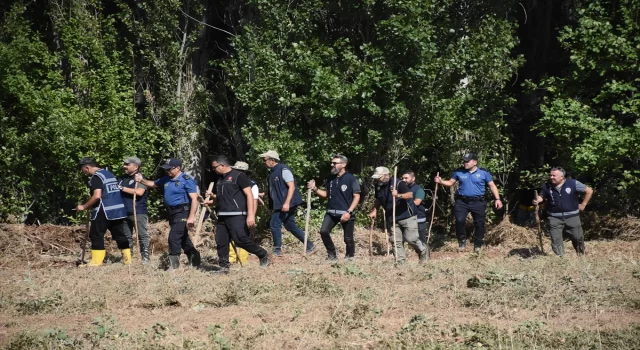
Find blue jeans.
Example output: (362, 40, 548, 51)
(270, 208, 313, 252)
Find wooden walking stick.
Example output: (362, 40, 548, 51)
(230, 241, 243, 267)
(534, 190, 545, 254)
(303, 188, 312, 256)
(382, 208, 390, 256)
(193, 182, 214, 247)
(132, 182, 140, 257)
(426, 172, 439, 250)
(76, 211, 91, 266)
(391, 166, 399, 264)
(369, 218, 374, 261)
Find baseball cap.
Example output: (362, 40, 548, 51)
(462, 153, 478, 162)
(371, 166, 390, 179)
(258, 150, 280, 161)
(231, 161, 250, 172)
(160, 158, 182, 170)
(123, 156, 142, 166)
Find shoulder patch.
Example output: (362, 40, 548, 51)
(182, 174, 191, 180)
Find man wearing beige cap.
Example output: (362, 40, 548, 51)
(369, 166, 427, 263)
(118, 156, 150, 264)
(260, 150, 317, 256)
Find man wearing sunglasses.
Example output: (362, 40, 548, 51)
(307, 154, 361, 261)
(119, 156, 150, 264)
(435, 153, 502, 253)
(135, 158, 201, 269)
(259, 150, 317, 256)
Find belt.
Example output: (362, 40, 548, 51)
(455, 195, 484, 202)
(167, 204, 190, 213)
(218, 211, 248, 216)
(326, 209, 348, 215)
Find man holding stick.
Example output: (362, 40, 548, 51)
(533, 167, 593, 256)
(402, 170, 429, 250)
(135, 158, 201, 270)
(369, 167, 428, 263)
(307, 154, 361, 261)
(434, 153, 502, 253)
(119, 156, 150, 264)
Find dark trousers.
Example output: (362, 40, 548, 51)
(216, 215, 268, 267)
(90, 209, 130, 250)
(454, 199, 486, 247)
(168, 208, 196, 256)
(319, 214, 355, 257)
(418, 221, 428, 244)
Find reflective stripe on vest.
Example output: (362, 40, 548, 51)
(218, 211, 248, 216)
(326, 209, 347, 215)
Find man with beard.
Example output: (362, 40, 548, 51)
(434, 153, 502, 253)
(402, 170, 429, 254)
(369, 167, 428, 263)
(533, 167, 593, 256)
(307, 154, 361, 261)
(119, 156, 150, 264)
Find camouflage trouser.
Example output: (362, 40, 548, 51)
(547, 215, 585, 256)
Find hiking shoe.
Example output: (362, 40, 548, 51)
(259, 255, 271, 268)
(327, 251, 338, 261)
(473, 245, 482, 254)
(272, 249, 283, 257)
(212, 266, 230, 275)
(345, 256, 355, 262)
(306, 245, 318, 255)
(457, 241, 467, 252)
(419, 249, 428, 263)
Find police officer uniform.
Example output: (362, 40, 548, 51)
(213, 168, 269, 269)
(452, 165, 493, 249)
(119, 157, 150, 264)
(153, 159, 201, 269)
(316, 171, 361, 259)
(372, 167, 427, 263)
(407, 183, 428, 245)
(539, 178, 587, 256)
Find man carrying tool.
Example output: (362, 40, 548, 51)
(369, 167, 428, 263)
(533, 167, 593, 256)
(260, 150, 317, 256)
(205, 156, 270, 272)
(307, 154, 361, 261)
(434, 153, 502, 253)
(402, 170, 429, 250)
(229, 161, 259, 263)
(119, 156, 150, 264)
(76, 157, 132, 266)
(135, 158, 201, 270)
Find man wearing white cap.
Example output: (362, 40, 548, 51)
(119, 156, 150, 264)
(369, 166, 427, 263)
(260, 150, 317, 256)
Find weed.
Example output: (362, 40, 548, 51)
(207, 324, 232, 350)
(292, 274, 343, 297)
(15, 291, 64, 315)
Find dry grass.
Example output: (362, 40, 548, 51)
(1, 223, 639, 349)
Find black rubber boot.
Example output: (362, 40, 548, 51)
(140, 244, 150, 265)
(186, 249, 201, 267)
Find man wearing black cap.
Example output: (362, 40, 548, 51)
(135, 158, 201, 269)
(435, 153, 502, 253)
(76, 157, 132, 266)
(119, 156, 150, 264)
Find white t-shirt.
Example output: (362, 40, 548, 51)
(251, 184, 259, 200)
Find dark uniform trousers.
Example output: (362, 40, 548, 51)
(454, 197, 486, 246)
(168, 205, 196, 255)
(216, 215, 268, 267)
(90, 209, 131, 250)
(417, 221, 428, 245)
(319, 214, 355, 257)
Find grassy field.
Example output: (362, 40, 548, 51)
(1, 223, 639, 349)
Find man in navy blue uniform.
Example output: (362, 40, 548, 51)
(533, 167, 593, 256)
(402, 170, 429, 254)
(260, 150, 317, 256)
(135, 158, 201, 269)
(76, 157, 132, 266)
(307, 154, 361, 261)
(118, 156, 150, 264)
(369, 166, 428, 263)
(207, 156, 270, 271)
(435, 153, 502, 253)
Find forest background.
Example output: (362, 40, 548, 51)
(1, 0, 638, 225)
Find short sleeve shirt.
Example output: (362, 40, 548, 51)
(89, 176, 103, 209)
(452, 168, 493, 197)
(414, 186, 425, 202)
(282, 169, 294, 183)
(154, 172, 197, 206)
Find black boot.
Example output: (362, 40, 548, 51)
(140, 244, 150, 265)
(327, 250, 337, 261)
(168, 255, 180, 270)
(186, 249, 201, 267)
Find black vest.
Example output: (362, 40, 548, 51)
(216, 169, 248, 216)
(408, 183, 426, 220)
(119, 172, 148, 215)
(375, 178, 415, 221)
(268, 163, 303, 210)
(542, 179, 580, 218)
(326, 172, 358, 213)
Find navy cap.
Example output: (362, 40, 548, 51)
(462, 153, 477, 162)
(160, 158, 182, 170)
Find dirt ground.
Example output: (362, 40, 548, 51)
(1, 222, 639, 349)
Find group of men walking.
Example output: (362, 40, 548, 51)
(75, 150, 593, 270)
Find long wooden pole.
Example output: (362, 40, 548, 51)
(426, 172, 439, 249)
(303, 188, 312, 256)
(193, 182, 214, 247)
(392, 166, 399, 264)
(132, 182, 140, 258)
(382, 208, 389, 256)
(369, 218, 374, 261)
(77, 211, 91, 266)
(534, 190, 545, 254)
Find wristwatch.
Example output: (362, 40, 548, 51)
(347, 210, 354, 216)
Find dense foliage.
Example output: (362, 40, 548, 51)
(0, 0, 638, 222)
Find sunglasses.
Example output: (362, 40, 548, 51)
(330, 162, 344, 166)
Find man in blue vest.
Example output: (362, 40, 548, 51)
(369, 167, 428, 263)
(533, 167, 593, 256)
(435, 153, 503, 253)
(76, 157, 132, 266)
(118, 156, 150, 264)
(402, 170, 430, 255)
(307, 154, 361, 261)
(260, 150, 317, 256)
(135, 158, 201, 269)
